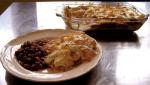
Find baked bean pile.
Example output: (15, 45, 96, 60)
(15, 40, 48, 71)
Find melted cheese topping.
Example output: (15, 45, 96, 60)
(65, 4, 145, 19)
(43, 32, 98, 72)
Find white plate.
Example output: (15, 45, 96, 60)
(0, 29, 102, 82)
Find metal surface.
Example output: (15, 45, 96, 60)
(0, 2, 150, 85)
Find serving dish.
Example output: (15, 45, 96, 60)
(0, 29, 102, 82)
(56, 2, 149, 31)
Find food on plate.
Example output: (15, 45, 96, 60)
(15, 32, 99, 72)
(15, 40, 49, 71)
(61, 3, 148, 31)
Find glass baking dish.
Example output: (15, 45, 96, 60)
(56, 2, 149, 31)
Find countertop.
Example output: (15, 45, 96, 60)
(0, 1, 150, 85)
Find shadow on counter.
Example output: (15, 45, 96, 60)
(5, 70, 93, 85)
(85, 30, 139, 42)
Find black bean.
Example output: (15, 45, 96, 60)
(27, 54, 32, 57)
(39, 63, 43, 68)
(23, 64, 30, 68)
(31, 64, 35, 67)
(15, 40, 49, 71)
(26, 57, 31, 61)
